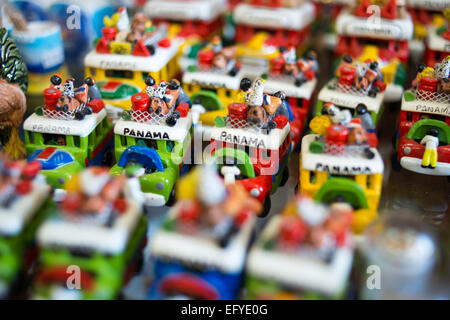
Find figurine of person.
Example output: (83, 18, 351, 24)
(355, 103, 375, 132)
(85, 77, 102, 101)
(420, 128, 439, 169)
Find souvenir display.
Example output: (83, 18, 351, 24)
(396, 55, 450, 175)
(335, 0, 413, 102)
(23, 76, 113, 198)
(110, 77, 192, 207)
(300, 110, 383, 233)
(148, 164, 260, 299)
(233, 0, 316, 67)
(31, 167, 147, 300)
(84, 8, 180, 121)
(0, 154, 53, 299)
(246, 194, 354, 299)
(0, 0, 447, 302)
(210, 79, 292, 217)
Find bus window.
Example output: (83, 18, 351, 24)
(43, 133, 66, 146)
(297, 98, 303, 108)
(105, 69, 134, 79)
(406, 112, 413, 122)
(142, 72, 149, 81)
(88, 131, 95, 146)
(120, 135, 127, 147)
(309, 170, 317, 184)
(28, 131, 34, 144)
(167, 141, 175, 152)
(73, 136, 80, 148)
(90, 68, 96, 77)
(225, 90, 232, 98)
(136, 138, 158, 149)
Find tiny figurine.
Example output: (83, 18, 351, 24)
(110, 77, 193, 207)
(245, 193, 354, 299)
(210, 79, 292, 217)
(31, 167, 147, 300)
(23, 76, 113, 197)
(395, 55, 450, 176)
(316, 57, 387, 130)
(0, 153, 53, 299)
(84, 8, 180, 121)
(148, 164, 260, 299)
(233, 0, 317, 64)
(334, 0, 413, 102)
(300, 107, 383, 233)
(0, 27, 28, 160)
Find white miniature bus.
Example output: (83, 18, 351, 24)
(233, 1, 316, 67)
(334, 5, 414, 102)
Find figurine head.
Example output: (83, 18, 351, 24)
(273, 91, 286, 100)
(343, 55, 352, 64)
(356, 103, 368, 115)
(212, 52, 227, 69)
(85, 77, 95, 86)
(240, 78, 252, 92)
(426, 128, 439, 137)
(51, 74, 62, 86)
(167, 79, 180, 90)
(145, 76, 156, 87)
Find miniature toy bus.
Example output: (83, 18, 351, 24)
(334, 0, 414, 102)
(315, 58, 387, 130)
(182, 37, 250, 138)
(233, 0, 316, 67)
(424, 11, 450, 67)
(23, 78, 114, 196)
(148, 165, 259, 300)
(210, 98, 292, 216)
(84, 8, 180, 120)
(144, 0, 226, 44)
(299, 117, 383, 233)
(245, 194, 354, 300)
(0, 157, 54, 299)
(111, 80, 193, 207)
(396, 56, 450, 176)
(32, 168, 147, 300)
(263, 49, 319, 147)
(406, 0, 449, 60)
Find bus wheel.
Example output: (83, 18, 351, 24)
(260, 196, 271, 218)
(280, 167, 289, 187)
(102, 148, 115, 167)
(166, 187, 176, 207)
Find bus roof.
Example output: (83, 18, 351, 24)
(406, 0, 450, 10)
(151, 206, 254, 274)
(264, 77, 317, 100)
(84, 41, 179, 73)
(246, 215, 353, 296)
(144, 0, 226, 22)
(426, 27, 450, 53)
(234, 2, 316, 31)
(0, 181, 50, 237)
(301, 134, 384, 175)
(318, 80, 385, 113)
(23, 108, 107, 138)
(182, 69, 245, 90)
(37, 199, 142, 255)
(401, 89, 450, 117)
(335, 9, 414, 41)
(211, 122, 290, 150)
(114, 112, 193, 143)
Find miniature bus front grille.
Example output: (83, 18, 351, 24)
(415, 89, 450, 104)
(43, 104, 87, 121)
